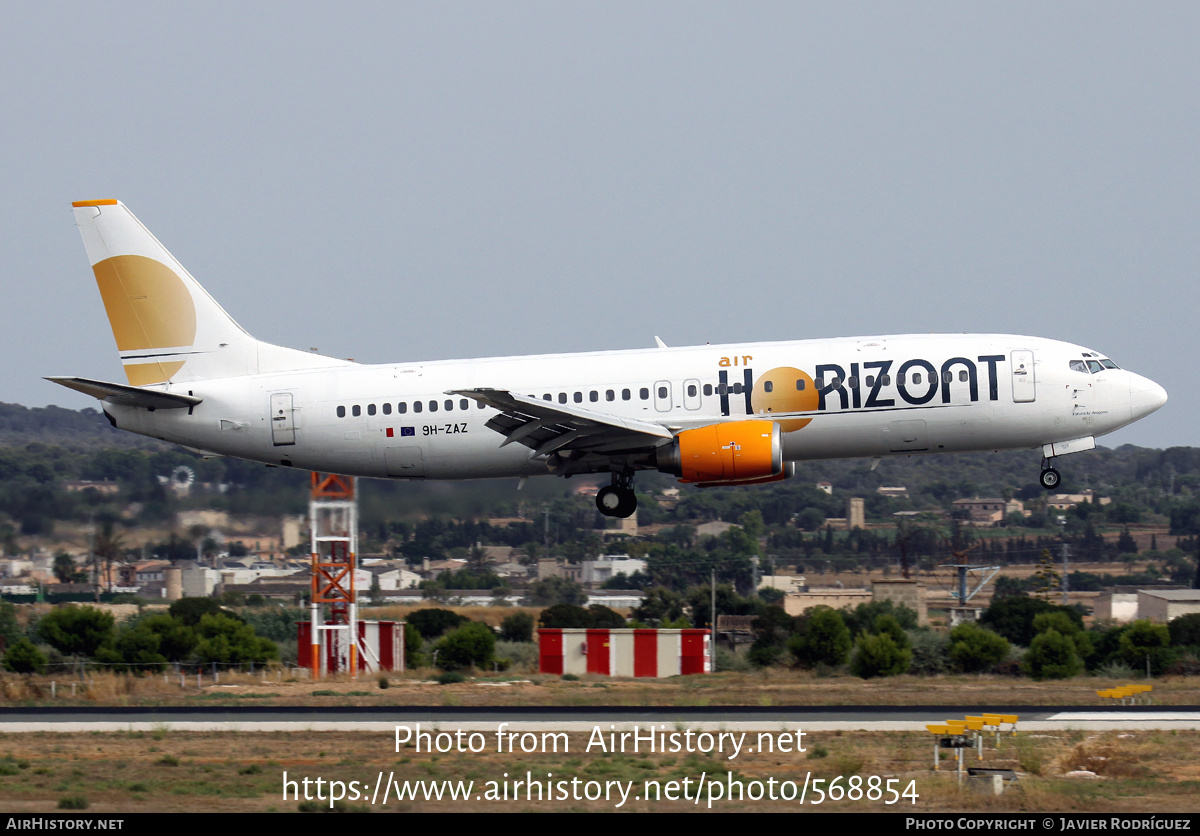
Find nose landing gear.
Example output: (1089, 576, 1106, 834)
(596, 468, 638, 518)
(1039, 458, 1061, 490)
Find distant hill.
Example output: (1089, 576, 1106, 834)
(0, 402, 164, 449)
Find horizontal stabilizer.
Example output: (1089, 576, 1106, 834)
(44, 376, 202, 410)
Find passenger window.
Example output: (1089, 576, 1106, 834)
(606, 390, 615, 401)
(703, 384, 713, 396)
(558, 393, 567, 404)
(336, 405, 346, 418)
(763, 381, 774, 393)
(589, 391, 598, 402)
(367, 404, 376, 416)
(865, 376, 874, 387)
(622, 389, 631, 400)
(687, 384, 697, 397)
(881, 375, 890, 386)
(657, 386, 667, 399)
(413, 401, 422, 414)
(732, 383, 743, 394)
(848, 377, 858, 388)
(814, 378, 823, 389)
(912, 374, 921, 385)
(460, 399, 469, 410)
(543, 394, 552, 400)
(574, 392, 583, 403)
(352, 405, 361, 417)
(444, 399, 453, 411)
(795, 379, 806, 391)
(942, 371, 952, 384)
(958, 370, 968, 382)
(429, 400, 438, 412)
(639, 388, 650, 400)
(398, 402, 407, 414)
(383, 403, 392, 415)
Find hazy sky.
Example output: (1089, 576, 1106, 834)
(3, 3, 1195, 450)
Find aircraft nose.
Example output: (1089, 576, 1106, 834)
(1129, 373, 1168, 422)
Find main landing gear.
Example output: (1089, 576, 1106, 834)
(1039, 457, 1061, 491)
(596, 469, 638, 519)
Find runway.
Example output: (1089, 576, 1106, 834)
(1, 705, 1196, 733)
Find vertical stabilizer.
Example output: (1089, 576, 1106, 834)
(71, 200, 351, 386)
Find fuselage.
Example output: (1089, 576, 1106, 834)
(104, 332, 1167, 481)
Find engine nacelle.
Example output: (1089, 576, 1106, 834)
(657, 420, 787, 485)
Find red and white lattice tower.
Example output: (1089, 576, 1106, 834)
(309, 472, 361, 679)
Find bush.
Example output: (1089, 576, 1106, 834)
(495, 641, 538, 671)
(980, 597, 1082, 647)
(3, 638, 47, 674)
(849, 632, 911, 679)
(1023, 629, 1084, 680)
(948, 622, 1010, 673)
(407, 608, 469, 640)
(37, 606, 115, 657)
(1116, 620, 1173, 677)
(499, 611, 534, 643)
(587, 605, 626, 629)
(435, 622, 496, 671)
(193, 613, 278, 665)
(168, 597, 226, 627)
(538, 604, 593, 629)
(1169, 613, 1200, 649)
(788, 608, 851, 668)
(907, 629, 950, 676)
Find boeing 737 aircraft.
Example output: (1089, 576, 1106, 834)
(48, 200, 1168, 518)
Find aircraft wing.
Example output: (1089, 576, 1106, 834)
(449, 388, 673, 457)
(45, 376, 202, 410)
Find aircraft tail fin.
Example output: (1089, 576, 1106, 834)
(70, 200, 352, 386)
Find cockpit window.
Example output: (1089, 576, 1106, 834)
(1069, 360, 1088, 373)
(1100, 359, 1119, 370)
(1087, 360, 1105, 374)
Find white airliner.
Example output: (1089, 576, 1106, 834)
(49, 200, 1167, 518)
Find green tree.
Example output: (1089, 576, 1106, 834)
(788, 607, 851, 668)
(631, 587, 684, 626)
(3, 638, 47, 674)
(37, 606, 115, 658)
(538, 604, 593, 628)
(525, 576, 587, 606)
(499, 611, 535, 643)
(435, 622, 496, 671)
(980, 596, 1081, 647)
(0, 601, 21, 648)
(407, 608, 469, 639)
(168, 597, 225, 627)
(193, 614, 278, 665)
(1168, 613, 1200, 649)
(1023, 629, 1083, 680)
(586, 605, 625, 629)
(849, 632, 911, 679)
(1117, 620, 1173, 677)
(948, 622, 1010, 673)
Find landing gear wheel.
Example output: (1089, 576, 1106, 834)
(1039, 467, 1061, 490)
(596, 485, 637, 518)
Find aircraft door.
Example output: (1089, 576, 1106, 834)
(654, 380, 673, 412)
(384, 446, 426, 478)
(1011, 350, 1036, 403)
(270, 393, 296, 446)
(683, 379, 701, 410)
